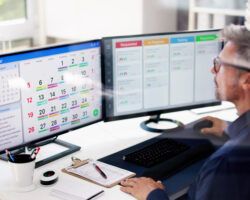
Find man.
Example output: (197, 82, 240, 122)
(120, 25, 250, 200)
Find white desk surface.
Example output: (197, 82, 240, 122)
(0, 104, 238, 200)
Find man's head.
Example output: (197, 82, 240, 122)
(212, 25, 250, 114)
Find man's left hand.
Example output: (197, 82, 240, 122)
(120, 177, 165, 200)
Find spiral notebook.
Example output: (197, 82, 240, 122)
(62, 159, 136, 188)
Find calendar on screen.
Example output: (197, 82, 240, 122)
(0, 41, 102, 151)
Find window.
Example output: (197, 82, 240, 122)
(0, 0, 27, 22)
(189, 0, 246, 30)
(0, 0, 36, 52)
(195, 0, 246, 10)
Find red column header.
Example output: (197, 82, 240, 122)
(116, 41, 142, 48)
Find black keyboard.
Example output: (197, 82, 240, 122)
(123, 138, 190, 167)
(99, 136, 214, 179)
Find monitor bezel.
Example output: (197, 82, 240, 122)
(0, 39, 103, 154)
(101, 29, 221, 122)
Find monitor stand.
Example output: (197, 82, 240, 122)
(0, 138, 81, 168)
(140, 114, 184, 133)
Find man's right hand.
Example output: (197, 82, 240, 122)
(200, 116, 228, 137)
(120, 177, 165, 200)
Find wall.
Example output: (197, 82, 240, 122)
(143, 0, 177, 33)
(44, 0, 177, 41)
(45, 0, 144, 41)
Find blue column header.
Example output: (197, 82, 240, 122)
(0, 41, 100, 64)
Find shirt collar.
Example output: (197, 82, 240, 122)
(227, 109, 250, 139)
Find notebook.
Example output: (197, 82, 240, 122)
(62, 159, 136, 188)
(50, 181, 104, 200)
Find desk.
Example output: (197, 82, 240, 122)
(0, 107, 238, 200)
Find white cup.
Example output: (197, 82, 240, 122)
(9, 154, 36, 191)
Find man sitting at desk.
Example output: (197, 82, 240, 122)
(120, 24, 250, 200)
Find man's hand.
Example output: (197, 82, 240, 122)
(200, 116, 228, 137)
(120, 177, 165, 200)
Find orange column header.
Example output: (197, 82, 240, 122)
(143, 38, 169, 46)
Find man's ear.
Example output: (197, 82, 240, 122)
(241, 73, 250, 91)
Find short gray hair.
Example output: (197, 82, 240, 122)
(221, 25, 250, 68)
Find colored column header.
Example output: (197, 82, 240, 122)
(116, 41, 142, 48)
(170, 36, 195, 44)
(196, 34, 218, 42)
(0, 41, 100, 64)
(144, 38, 169, 46)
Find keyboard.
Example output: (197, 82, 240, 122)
(99, 136, 214, 179)
(123, 138, 190, 167)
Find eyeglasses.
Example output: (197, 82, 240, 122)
(213, 57, 250, 73)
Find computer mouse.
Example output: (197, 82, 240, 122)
(193, 119, 213, 131)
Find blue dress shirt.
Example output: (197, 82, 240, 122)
(147, 110, 250, 200)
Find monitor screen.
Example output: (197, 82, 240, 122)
(102, 30, 221, 121)
(0, 40, 102, 153)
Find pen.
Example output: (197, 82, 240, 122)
(31, 147, 40, 159)
(93, 163, 107, 179)
(5, 149, 15, 162)
(86, 190, 104, 200)
(30, 148, 37, 158)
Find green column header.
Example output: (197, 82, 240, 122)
(196, 34, 218, 42)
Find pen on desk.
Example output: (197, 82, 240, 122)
(86, 190, 104, 200)
(93, 163, 107, 179)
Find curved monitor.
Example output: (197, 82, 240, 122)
(0, 40, 102, 153)
(102, 30, 221, 122)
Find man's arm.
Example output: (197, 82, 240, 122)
(146, 189, 169, 200)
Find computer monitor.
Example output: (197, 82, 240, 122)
(102, 30, 222, 132)
(0, 40, 102, 166)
